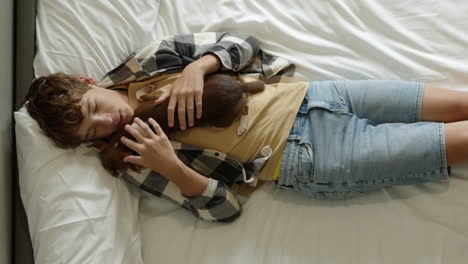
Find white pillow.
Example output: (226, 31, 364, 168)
(15, 107, 143, 264)
(34, 0, 161, 80)
(25, 1, 162, 262)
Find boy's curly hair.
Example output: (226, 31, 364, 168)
(24, 72, 92, 148)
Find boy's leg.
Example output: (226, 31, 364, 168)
(421, 85, 468, 122)
(328, 80, 424, 124)
(330, 81, 468, 165)
(280, 107, 450, 199)
(444, 121, 468, 165)
(279, 81, 453, 198)
(329, 80, 468, 124)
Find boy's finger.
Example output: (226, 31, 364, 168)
(154, 93, 169, 105)
(124, 124, 144, 143)
(155, 85, 172, 104)
(186, 95, 194, 127)
(134, 117, 154, 138)
(148, 118, 164, 136)
(120, 136, 142, 153)
(195, 92, 202, 119)
(123, 155, 143, 166)
(177, 97, 187, 130)
(167, 96, 177, 127)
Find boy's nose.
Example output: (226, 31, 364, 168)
(94, 113, 113, 126)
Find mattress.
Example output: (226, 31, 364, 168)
(33, 0, 468, 263)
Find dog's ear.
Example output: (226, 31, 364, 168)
(241, 104, 249, 115)
(240, 81, 265, 94)
(139, 93, 160, 102)
(86, 139, 109, 152)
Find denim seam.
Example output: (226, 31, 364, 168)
(415, 82, 424, 122)
(348, 166, 448, 188)
(437, 123, 449, 175)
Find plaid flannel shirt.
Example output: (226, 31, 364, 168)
(98, 32, 294, 222)
(122, 142, 272, 222)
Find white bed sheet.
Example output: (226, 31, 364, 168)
(33, 0, 468, 263)
(142, 1, 468, 263)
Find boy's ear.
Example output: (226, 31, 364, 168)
(79, 77, 97, 86)
(86, 139, 109, 152)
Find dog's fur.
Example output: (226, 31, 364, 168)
(90, 73, 265, 176)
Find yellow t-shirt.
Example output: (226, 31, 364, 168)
(273, 157, 283, 180)
(119, 74, 308, 182)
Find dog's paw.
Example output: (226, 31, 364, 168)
(110, 168, 122, 177)
(237, 115, 248, 136)
(125, 162, 142, 174)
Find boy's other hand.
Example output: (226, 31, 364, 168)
(154, 54, 221, 130)
(155, 63, 204, 130)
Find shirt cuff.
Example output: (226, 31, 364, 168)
(203, 48, 233, 71)
(183, 178, 218, 209)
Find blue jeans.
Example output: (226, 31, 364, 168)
(277, 80, 449, 199)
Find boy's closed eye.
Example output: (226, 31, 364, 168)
(84, 98, 96, 140)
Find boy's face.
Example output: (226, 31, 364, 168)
(75, 85, 134, 141)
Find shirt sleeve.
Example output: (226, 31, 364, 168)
(152, 32, 260, 72)
(98, 32, 261, 87)
(198, 32, 261, 71)
(121, 170, 242, 223)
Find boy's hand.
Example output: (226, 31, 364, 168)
(121, 117, 209, 197)
(155, 64, 204, 130)
(120, 117, 181, 177)
(154, 54, 221, 130)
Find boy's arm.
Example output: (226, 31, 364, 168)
(122, 167, 242, 222)
(119, 117, 242, 222)
(152, 32, 260, 130)
(192, 32, 261, 72)
(99, 32, 261, 87)
(163, 158, 209, 197)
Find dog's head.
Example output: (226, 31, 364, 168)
(201, 74, 264, 127)
(88, 139, 141, 176)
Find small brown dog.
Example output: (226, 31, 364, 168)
(90, 73, 265, 176)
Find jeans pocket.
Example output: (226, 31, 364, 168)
(305, 100, 348, 114)
(303, 82, 348, 114)
(293, 140, 315, 184)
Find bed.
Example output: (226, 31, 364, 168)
(14, 0, 468, 263)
